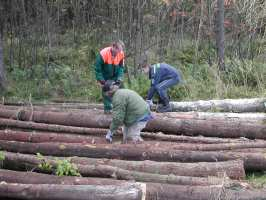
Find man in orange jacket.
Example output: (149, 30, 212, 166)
(94, 41, 125, 114)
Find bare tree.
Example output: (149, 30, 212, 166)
(215, 0, 225, 71)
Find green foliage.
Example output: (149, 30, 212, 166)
(0, 151, 5, 161)
(36, 153, 52, 171)
(55, 159, 81, 177)
(247, 172, 266, 188)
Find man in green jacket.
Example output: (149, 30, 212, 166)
(103, 80, 153, 144)
(94, 41, 125, 114)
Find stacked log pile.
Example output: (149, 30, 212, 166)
(0, 98, 266, 199)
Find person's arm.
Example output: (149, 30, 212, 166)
(110, 95, 126, 133)
(147, 68, 161, 100)
(94, 54, 105, 82)
(116, 55, 125, 82)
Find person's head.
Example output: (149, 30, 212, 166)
(102, 80, 120, 97)
(111, 40, 124, 57)
(139, 55, 150, 74)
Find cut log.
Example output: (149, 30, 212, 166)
(170, 98, 266, 112)
(0, 177, 265, 200)
(141, 132, 256, 144)
(1, 108, 266, 139)
(70, 156, 244, 179)
(0, 140, 265, 171)
(2, 151, 245, 180)
(0, 129, 107, 144)
(0, 182, 143, 200)
(0, 109, 111, 128)
(1, 129, 265, 151)
(0, 169, 127, 185)
(2, 151, 239, 185)
(157, 111, 266, 122)
(0, 118, 253, 144)
(0, 118, 107, 135)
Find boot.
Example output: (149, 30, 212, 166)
(157, 104, 172, 113)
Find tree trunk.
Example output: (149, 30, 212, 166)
(0, 130, 107, 144)
(0, 31, 5, 91)
(141, 132, 257, 144)
(0, 118, 107, 135)
(3, 153, 235, 186)
(0, 140, 265, 171)
(1, 178, 266, 200)
(170, 98, 266, 112)
(1, 108, 266, 139)
(2, 151, 245, 180)
(215, 0, 225, 71)
(70, 156, 244, 179)
(0, 169, 128, 185)
(0, 182, 143, 200)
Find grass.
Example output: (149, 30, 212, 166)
(246, 172, 266, 188)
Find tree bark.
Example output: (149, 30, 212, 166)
(0, 140, 265, 171)
(70, 156, 244, 179)
(141, 132, 257, 144)
(0, 177, 266, 200)
(0, 129, 107, 144)
(2, 151, 245, 180)
(1, 108, 266, 139)
(170, 98, 266, 112)
(0, 118, 255, 144)
(215, 0, 225, 70)
(0, 30, 6, 91)
(0, 182, 143, 200)
(0, 118, 107, 135)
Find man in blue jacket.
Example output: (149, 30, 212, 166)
(141, 59, 182, 112)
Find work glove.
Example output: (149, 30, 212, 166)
(105, 130, 113, 143)
(114, 80, 122, 86)
(146, 100, 153, 107)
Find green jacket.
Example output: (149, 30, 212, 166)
(94, 47, 124, 81)
(110, 89, 150, 132)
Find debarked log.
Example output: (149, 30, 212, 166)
(170, 98, 266, 112)
(0, 140, 265, 171)
(0, 129, 107, 144)
(0, 182, 143, 200)
(2, 151, 245, 180)
(0, 173, 265, 200)
(1, 109, 266, 139)
(2, 151, 237, 185)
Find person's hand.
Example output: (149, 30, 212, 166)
(105, 130, 113, 143)
(97, 80, 105, 88)
(114, 80, 122, 86)
(146, 100, 153, 107)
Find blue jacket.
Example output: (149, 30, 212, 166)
(147, 63, 181, 100)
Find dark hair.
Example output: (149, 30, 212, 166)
(102, 80, 115, 92)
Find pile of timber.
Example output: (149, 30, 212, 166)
(1, 98, 266, 199)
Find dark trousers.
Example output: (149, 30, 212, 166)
(155, 78, 179, 106)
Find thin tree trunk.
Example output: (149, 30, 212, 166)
(0, 31, 5, 91)
(215, 0, 225, 70)
(0, 140, 266, 171)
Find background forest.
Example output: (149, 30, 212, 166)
(0, 0, 265, 103)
